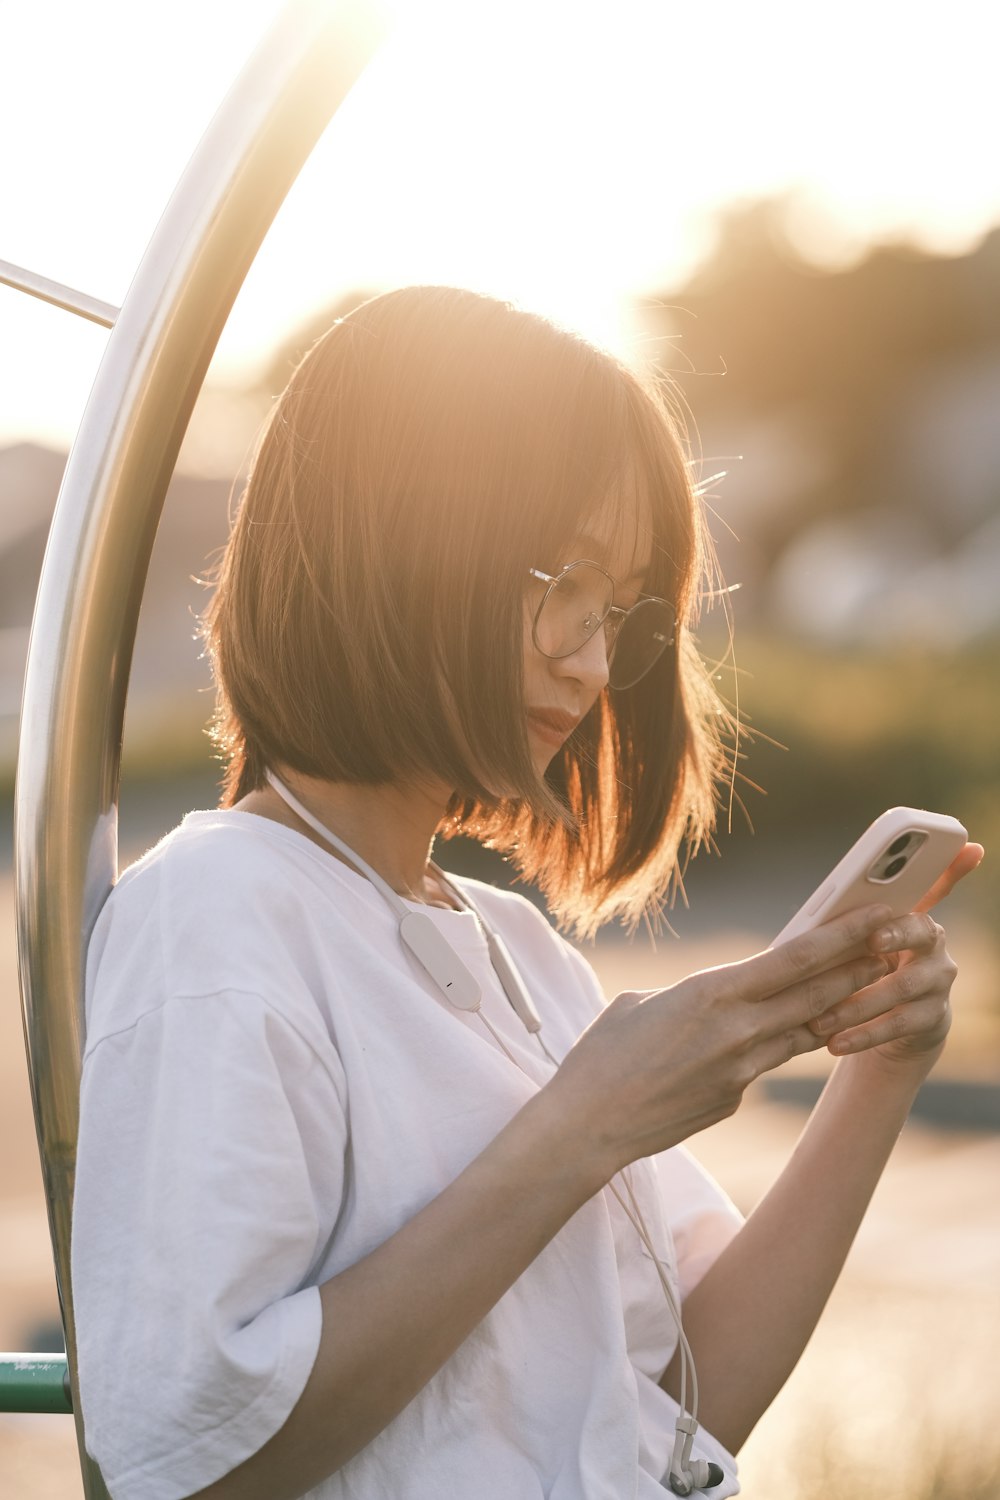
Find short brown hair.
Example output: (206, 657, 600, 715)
(205, 286, 730, 935)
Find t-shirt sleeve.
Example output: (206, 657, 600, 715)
(654, 1145, 744, 1299)
(72, 990, 346, 1500)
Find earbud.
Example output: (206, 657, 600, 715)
(668, 1415, 725, 1493)
(668, 1460, 725, 1495)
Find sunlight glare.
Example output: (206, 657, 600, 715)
(2, 0, 998, 444)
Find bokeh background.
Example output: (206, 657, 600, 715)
(1, 1, 998, 1495)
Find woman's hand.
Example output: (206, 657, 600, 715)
(914, 841, 984, 912)
(548, 904, 902, 1176)
(807, 841, 984, 1071)
(654, 842, 982, 1455)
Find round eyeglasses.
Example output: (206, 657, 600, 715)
(528, 561, 676, 689)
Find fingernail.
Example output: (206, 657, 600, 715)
(872, 928, 899, 952)
(814, 1009, 839, 1034)
(830, 1035, 854, 1054)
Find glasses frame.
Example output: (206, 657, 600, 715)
(528, 561, 676, 689)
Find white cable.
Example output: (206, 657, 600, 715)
(608, 1171, 698, 1421)
(267, 774, 519, 1067)
(265, 771, 410, 916)
(264, 768, 710, 1488)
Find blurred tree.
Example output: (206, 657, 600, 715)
(642, 201, 1000, 567)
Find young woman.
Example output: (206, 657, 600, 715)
(72, 286, 980, 1500)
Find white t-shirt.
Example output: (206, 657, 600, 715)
(72, 810, 743, 1499)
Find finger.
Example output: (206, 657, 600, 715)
(915, 842, 985, 912)
(868, 911, 945, 957)
(757, 952, 892, 1040)
(824, 994, 951, 1056)
(742, 904, 894, 999)
(745, 1020, 828, 1076)
(809, 952, 943, 1038)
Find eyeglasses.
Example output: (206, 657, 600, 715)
(528, 561, 675, 689)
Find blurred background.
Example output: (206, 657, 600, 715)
(1, 1, 997, 1496)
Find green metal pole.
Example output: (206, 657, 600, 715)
(0, 1354, 73, 1415)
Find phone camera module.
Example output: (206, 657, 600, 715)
(867, 828, 928, 883)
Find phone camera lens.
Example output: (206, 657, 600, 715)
(887, 833, 913, 857)
(884, 855, 908, 879)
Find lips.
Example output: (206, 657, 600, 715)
(525, 708, 581, 747)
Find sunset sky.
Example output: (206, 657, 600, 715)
(1, 0, 997, 451)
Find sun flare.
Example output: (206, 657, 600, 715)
(1, 0, 997, 445)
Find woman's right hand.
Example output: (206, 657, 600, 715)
(547, 904, 896, 1177)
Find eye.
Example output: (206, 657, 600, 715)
(556, 573, 584, 602)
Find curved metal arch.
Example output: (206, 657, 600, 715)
(13, 3, 386, 1491)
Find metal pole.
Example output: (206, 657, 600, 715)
(13, 2, 387, 1492)
(0, 1354, 73, 1415)
(0, 259, 118, 328)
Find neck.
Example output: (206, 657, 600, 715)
(237, 768, 452, 905)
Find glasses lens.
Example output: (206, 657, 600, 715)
(608, 598, 675, 689)
(534, 563, 614, 659)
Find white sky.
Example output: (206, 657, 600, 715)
(1, 0, 998, 452)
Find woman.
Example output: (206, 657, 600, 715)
(72, 286, 980, 1500)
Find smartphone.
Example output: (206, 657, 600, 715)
(773, 807, 968, 946)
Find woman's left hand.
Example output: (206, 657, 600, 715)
(808, 842, 984, 1070)
(914, 841, 985, 912)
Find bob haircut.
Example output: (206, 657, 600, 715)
(205, 285, 730, 936)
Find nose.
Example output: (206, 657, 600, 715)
(549, 618, 612, 693)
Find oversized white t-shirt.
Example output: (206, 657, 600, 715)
(72, 810, 743, 1499)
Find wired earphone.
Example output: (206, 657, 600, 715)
(265, 770, 726, 1496)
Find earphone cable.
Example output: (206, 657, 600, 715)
(263, 770, 705, 1462)
(609, 1170, 698, 1421)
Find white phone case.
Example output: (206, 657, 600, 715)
(773, 807, 968, 946)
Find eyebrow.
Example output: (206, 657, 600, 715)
(565, 534, 653, 587)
